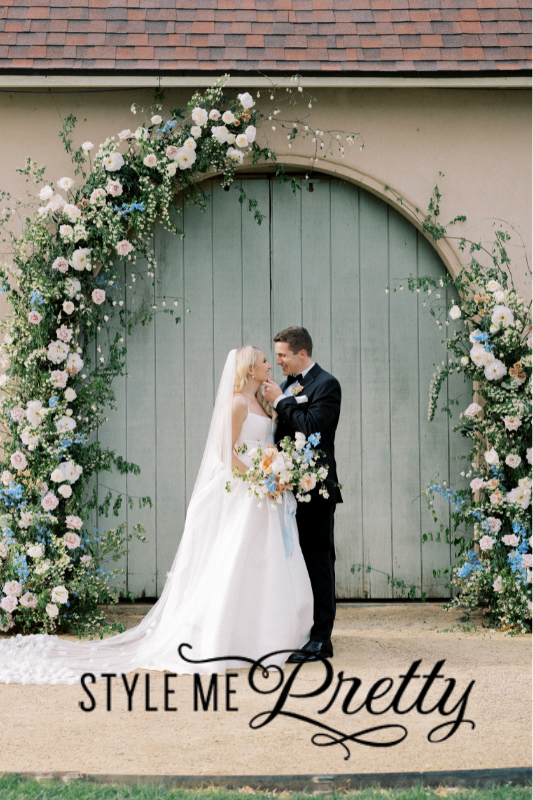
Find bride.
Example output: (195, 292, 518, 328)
(0, 347, 313, 684)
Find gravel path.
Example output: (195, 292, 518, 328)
(0, 602, 530, 776)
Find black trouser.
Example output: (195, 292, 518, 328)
(295, 501, 336, 642)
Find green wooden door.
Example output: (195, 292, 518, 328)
(94, 175, 471, 599)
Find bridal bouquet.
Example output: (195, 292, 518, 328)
(228, 432, 329, 504)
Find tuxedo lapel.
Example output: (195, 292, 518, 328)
(300, 362, 321, 391)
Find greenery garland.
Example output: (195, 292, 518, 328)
(0, 75, 359, 637)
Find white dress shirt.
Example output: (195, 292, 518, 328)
(273, 362, 315, 409)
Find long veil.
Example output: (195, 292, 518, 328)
(0, 350, 239, 684)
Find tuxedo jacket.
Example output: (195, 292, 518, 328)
(274, 363, 342, 505)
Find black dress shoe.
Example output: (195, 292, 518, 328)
(287, 639, 333, 664)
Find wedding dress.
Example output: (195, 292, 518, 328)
(0, 350, 313, 684)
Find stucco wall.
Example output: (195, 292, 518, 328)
(0, 85, 530, 303)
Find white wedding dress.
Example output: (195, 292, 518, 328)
(0, 350, 313, 684)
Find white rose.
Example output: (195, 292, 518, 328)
(226, 147, 243, 164)
(222, 110, 235, 125)
(47, 194, 67, 212)
(81, 141, 94, 152)
(21, 429, 39, 449)
(103, 152, 125, 171)
(209, 109, 221, 120)
(51, 467, 66, 482)
(51, 585, 68, 604)
(65, 388, 77, 402)
(505, 454, 521, 468)
(484, 448, 499, 465)
(527, 448, 532, 465)
(448, 305, 461, 320)
(503, 415, 522, 431)
(66, 352, 83, 374)
(470, 343, 493, 367)
(47, 340, 69, 364)
(106, 180, 123, 197)
(245, 125, 256, 143)
(60, 224, 74, 240)
(151, 115, 162, 125)
(491, 304, 514, 327)
(177, 150, 196, 170)
(486, 280, 501, 292)
(183, 137, 197, 150)
(143, 153, 157, 168)
(212, 125, 229, 144)
(27, 544, 43, 558)
(39, 185, 54, 201)
(493, 290, 505, 303)
(27, 400, 46, 427)
(271, 457, 286, 475)
(90, 188, 107, 204)
(227, 133, 236, 144)
(46, 603, 59, 618)
(57, 177, 75, 191)
(65, 278, 81, 298)
(463, 403, 482, 417)
(190, 126, 202, 138)
(70, 247, 91, 271)
(236, 133, 248, 148)
(56, 415, 77, 433)
(460, 356, 469, 366)
(58, 484, 73, 498)
(167, 162, 177, 177)
(237, 92, 254, 109)
(191, 107, 208, 126)
(63, 301, 75, 315)
(484, 359, 507, 381)
(18, 511, 33, 529)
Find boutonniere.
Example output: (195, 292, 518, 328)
(289, 382, 304, 397)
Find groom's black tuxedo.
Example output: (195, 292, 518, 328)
(274, 363, 342, 642)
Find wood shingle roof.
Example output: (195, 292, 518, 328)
(0, 0, 531, 73)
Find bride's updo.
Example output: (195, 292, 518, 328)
(234, 345, 275, 419)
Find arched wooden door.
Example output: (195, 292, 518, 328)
(94, 175, 471, 599)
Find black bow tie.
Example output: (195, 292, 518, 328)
(286, 373, 303, 386)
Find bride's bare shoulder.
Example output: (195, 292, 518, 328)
(232, 393, 248, 416)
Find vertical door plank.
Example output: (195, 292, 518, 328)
(447, 284, 474, 582)
(242, 178, 271, 357)
(154, 205, 186, 594)
(418, 233, 450, 597)
(331, 179, 363, 599)
(389, 211, 422, 596)
(359, 192, 392, 597)
(270, 179, 302, 386)
(96, 264, 127, 594)
(125, 250, 157, 598)
(183, 182, 214, 506)
(302, 178, 331, 371)
(213, 180, 243, 388)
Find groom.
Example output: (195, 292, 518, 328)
(263, 326, 342, 663)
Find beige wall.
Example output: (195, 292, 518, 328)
(0, 85, 530, 303)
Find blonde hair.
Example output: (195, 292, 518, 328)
(234, 345, 275, 420)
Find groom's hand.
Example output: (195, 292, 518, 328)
(263, 378, 283, 404)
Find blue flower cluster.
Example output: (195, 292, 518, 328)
(508, 549, 528, 581)
(30, 289, 44, 308)
(263, 474, 276, 493)
(156, 120, 178, 134)
(48, 396, 58, 408)
(113, 201, 146, 216)
(0, 481, 24, 508)
(456, 549, 483, 579)
(13, 551, 29, 585)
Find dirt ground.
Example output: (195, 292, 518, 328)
(0, 602, 530, 777)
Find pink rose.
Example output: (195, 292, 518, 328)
(493, 576, 504, 594)
(3, 580, 22, 597)
(522, 554, 532, 569)
(28, 310, 42, 325)
(10, 406, 26, 422)
(10, 451, 27, 470)
(470, 478, 485, 492)
(19, 592, 38, 609)
(50, 370, 68, 388)
(41, 492, 59, 511)
(487, 517, 502, 533)
(66, 515, 83, 529)
(92, 289, 106, 305)
(56, 324, 73, 343)
(52, 257, 69, 273)
(0, 595, 17, 613)
(116, 240, 133, 257)
(479, 535, 495, 551)
(106, 180, 123, 197)
(166, 146, 180, 159)
(64, 532, 81, 550)
(80, 554, 92, 567)
(117, 129, 133, 141)
(502, 534, 520, 547)
(1, 470, 13, 485)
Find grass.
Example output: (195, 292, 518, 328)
(0, 776, 530, 800)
